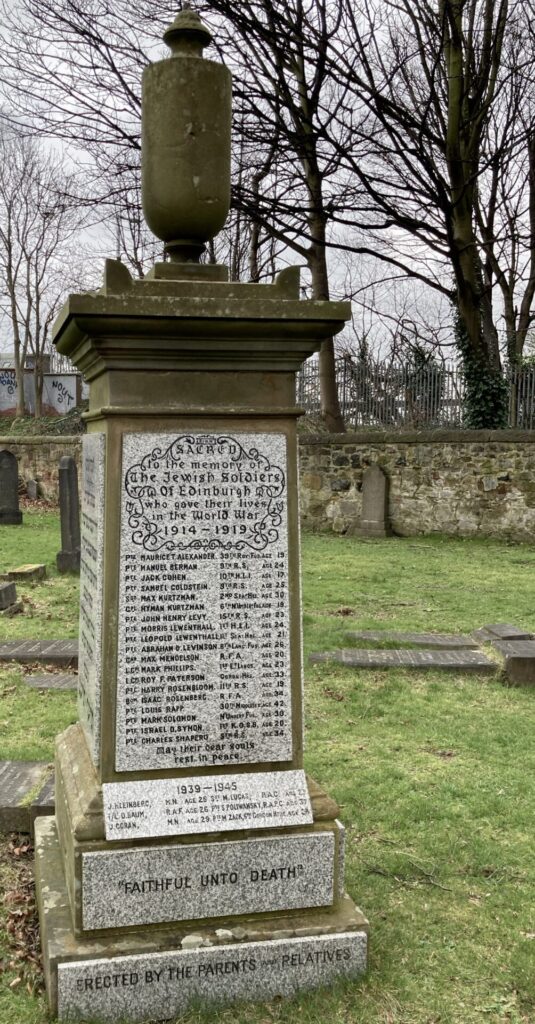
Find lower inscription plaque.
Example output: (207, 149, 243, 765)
(82, 833, 335, 930)
(57, 932, 368, 1022)
(102, 769, 312, 840)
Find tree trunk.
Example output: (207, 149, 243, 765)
(307, 219, 345, 433)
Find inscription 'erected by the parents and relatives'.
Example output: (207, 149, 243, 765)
(115, 433, 293, 772)
(78, 434, 106, 762)
(102, 770, 312, 840)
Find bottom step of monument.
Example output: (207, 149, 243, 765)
(36, 817, 369, 1023)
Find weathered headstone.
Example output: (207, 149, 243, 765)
(0, 450, 22, 525)
(56, 456, 81, 573)
(493, 640, 535, 686)
(35, 11, 368, 1023)
(0, 581, 17, 610)
(27, 478, 40, 500)
(310, 648, 496, 673)
(351, 463, 390, 538)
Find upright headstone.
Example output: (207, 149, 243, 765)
(355, 464, 390, 537)
(0, 450, 22, 525)
(35, 12, 368, 1023)
(56, 456, 81, 573)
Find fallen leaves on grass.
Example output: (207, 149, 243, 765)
(2, 836, 44, 996)
(322, 687, 345, 702)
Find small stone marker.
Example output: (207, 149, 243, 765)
(310, 648, 496, 673)
(0, 450, 22, 525)
(472, 623, 534, 644)
(492, 640, 535, 686)
(0, 761, 49, 832)
(0, 639, 78, 667)
(4, 563, 46, 582)
(352, 463, 390, 537)
(26, 479, 39, 500)
(345, 630, 477, 649)
(0, 581, 17, 610)
(56, 456, 81, 573)
(25, 673, 78, 691)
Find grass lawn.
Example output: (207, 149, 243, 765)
(1, 512, 534, 1023)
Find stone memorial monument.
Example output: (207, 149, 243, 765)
(35, 10, 368, 1022)
(0, 449, 23, 525)
(56, 456, 81, 573)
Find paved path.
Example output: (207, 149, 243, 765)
(310, 648, 496, 673)
(345, 630, 477, 648)
(0, 639, 78, 667)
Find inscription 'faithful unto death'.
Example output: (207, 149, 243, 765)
(115, 433, 292, 772)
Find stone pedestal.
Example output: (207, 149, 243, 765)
(36, 261, 368, 1022)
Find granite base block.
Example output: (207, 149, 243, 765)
(36, 817, 369, 1021)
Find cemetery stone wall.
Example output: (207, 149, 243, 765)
(299, 429, 535, 542)
(0, 436, 81, 500)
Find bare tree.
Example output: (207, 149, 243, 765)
(0, 130, 86, 416)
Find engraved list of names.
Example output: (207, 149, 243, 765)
(116, 433, 292, 772)
(78, 433, 106, 762)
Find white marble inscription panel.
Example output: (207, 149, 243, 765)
(82, 833, 334, 930)
(57, 933, 368, 1022)
(116, 432, 292, 771)
(102, 769, 312, 840)
(78, 433, 105, 762)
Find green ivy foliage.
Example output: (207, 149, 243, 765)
(453, 305, 508, 429)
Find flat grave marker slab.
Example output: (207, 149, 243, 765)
(3, 563, 46, 582)
(473, 623, 534, 644)
(25, 673, 78, 691)
(0, 760, 49, 832)
(0, 639, 78, 667)
(345, 630, 477, 649)
(492, 640, 535, 686)
(310, 648, 496, 674)
(30, 773, 55, 837)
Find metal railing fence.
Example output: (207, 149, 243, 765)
(296, 357, 535, 429)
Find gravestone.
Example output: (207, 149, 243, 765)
(27, 479, 40, 500)
(35, 11, 368, 1023)
(351, 464, 390, 538)
(56, 456, 81, 573)
(0, 450, 22, 525)
(0, 582, 17, 610)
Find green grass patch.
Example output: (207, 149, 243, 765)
(0, 518, 534, 1022)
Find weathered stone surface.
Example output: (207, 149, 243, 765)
(0, 581, 17, 610)
(298, 431, 535, 542)
(30, 773, 56, 837)
(36, 817, 369, 1018)
(81, 833, 335, 931)
(0, 449, 22, 524)
(103, 770, 312, 841)
(352, 463, 390, 537)
(4, 563, 46, 582)
(0, 761, 48, 832)
(57, 930, 367, 1023)
(493, 640, 535, 685)
(26, 478, 39, 500)
(473, 623, 534, 643)
(310, 648, 496, 673)
(115, 431, 292, 773)
(77, 434, 105, 761)
(345, 630, 477, 649)
(0, 639, 78, 666)
(0, 600, 23, 617)
(0, 437, 82, 501)
(56, 455, 81, 573)
(25, 673, 78, 690)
